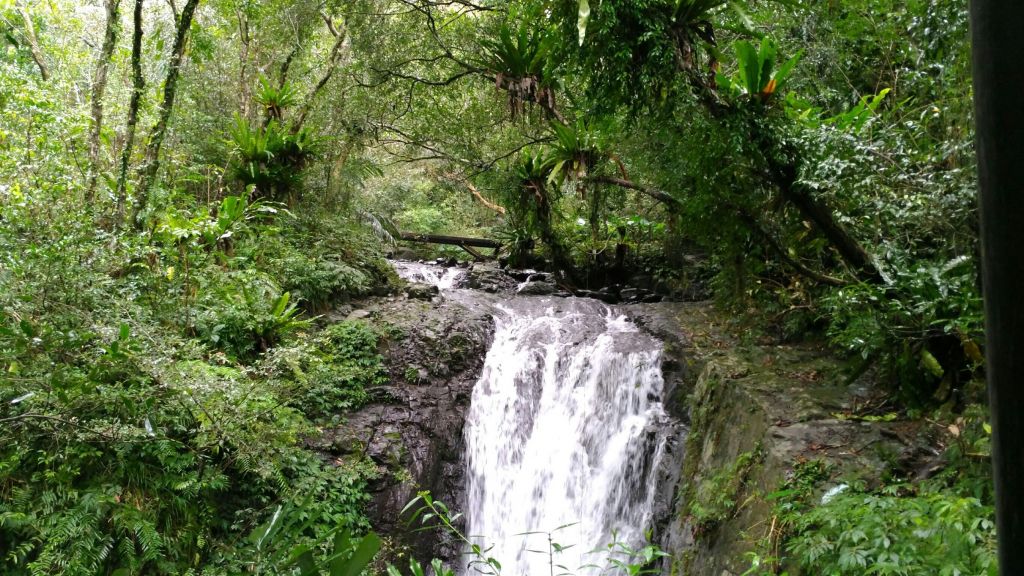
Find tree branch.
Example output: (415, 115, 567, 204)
(734, 207, 850, 287)
(15, 2, 48, 81)
(589, 175, 683, 210)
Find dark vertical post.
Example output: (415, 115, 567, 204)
(970, 1, 1024, 571)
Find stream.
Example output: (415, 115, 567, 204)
(392, 262, 672, 576)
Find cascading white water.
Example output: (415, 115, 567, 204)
(391, 260, 466, 291)
(389, 262, 671, 575)
(464, 298, 669, 576)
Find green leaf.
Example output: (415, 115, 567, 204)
(758, 37, 777, 92)
(409, 558, 426, 576)
(577, 0, 591, 46)
(921, 349, 944, 378)
(773, 50, 803, 92)
(271, 292, 290, 317)
(735, 41, 760, 94)
(333, 533, 381, 576)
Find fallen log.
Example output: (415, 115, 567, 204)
(399, 232, 501, 249)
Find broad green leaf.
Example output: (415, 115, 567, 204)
(578, 0, 591, 46)
(735, 41, 760, 94)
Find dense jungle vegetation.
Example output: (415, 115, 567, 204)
(0, 0, 994, 573)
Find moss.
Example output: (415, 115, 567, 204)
(690, 446, 764, 535)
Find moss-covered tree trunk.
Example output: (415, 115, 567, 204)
(132, 0, 201, 228)
(115, 0, 144, 225)
(86, 0, 121, 202)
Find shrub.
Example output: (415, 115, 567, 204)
(194, 271, 310, 360)
(263, 321, 387, 420)
(787, 488, 997, 575)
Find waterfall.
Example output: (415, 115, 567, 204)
(464, 298, 669, 576)
(390, 262, 671, 576)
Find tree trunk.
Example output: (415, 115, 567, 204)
(291, 20, 346, 134)
(592, 171, 867, 285)
(589, 175, 683, 210)
(764, 144, 883, 283)
(970, 0, 1024, 569)
(115, 0, 145, 224)
(132, 0, 201, 228)
(86, 0, 121, 201)
(752, 120, 884, 283)
(16, 2, 48, 81)
(399, 232, 501, 248)
(529, 182, 577, 285)
(236, 6, 253, 122)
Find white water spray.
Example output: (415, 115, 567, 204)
(391, 260, 466, 291)
(464, 298, 669, 576)
(390, 262, 671, 575)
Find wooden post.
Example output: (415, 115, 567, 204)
(970, 1, 1024, 570)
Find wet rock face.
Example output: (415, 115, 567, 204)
(405, 282, 439, 300)
(642, 308, 935, 576)
(308, 297, 493, 563)
(515, 280, 558, 296)
(456, 263, 519, 293)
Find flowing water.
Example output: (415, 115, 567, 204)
(391, 260, 467, 291)
(392, 262, 671, 576)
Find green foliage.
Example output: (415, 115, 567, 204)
(228, 114, 319, 201)
(718, 37, 801, 102)
(264, 240, 373, 312)
(745, 426, 996, 576)
(480, 20, 557, 118)
(820, 255, 983, 404)
(388, 557, 456, 576)
(787, 488, 996, 575)
(264, 321, 387, 419)
(546, 119, 605, 187)
(243, 505, 382, 576)
(480, 21, 553, 81)
(256, 76, 299, 121)
(194, 271, 311, 359)
(689, 448, 762, 533)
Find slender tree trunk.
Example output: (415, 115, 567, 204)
(528, 182, 577, 285)
(734, 205, 848, 286)
(291, 21, 346, 134)
(589, 175, 684, 210)
(237, 6, 253, 121)
(766, 151, 883, 283)
(86, 0, 121, 201)
(115, 0, 145, 224)
(16, 2, 48, 81)
(132, 0, 201, 228)
(592, 173, 861, 286)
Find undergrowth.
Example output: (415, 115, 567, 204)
(742, 406, 997, 576)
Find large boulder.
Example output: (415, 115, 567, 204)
(516, 280, 558, 296)
(456, 263, 517, 293)
(405, 282, 439, 300)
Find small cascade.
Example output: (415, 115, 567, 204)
(391, 260, 466, 290)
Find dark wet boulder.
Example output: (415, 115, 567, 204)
(405, 283, 439, 300)
(457, 263, 517, 293)
(517, 280, 558, 296)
